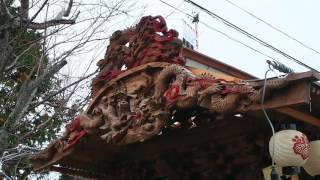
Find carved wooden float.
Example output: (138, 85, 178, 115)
(31, 15, 320, 179)
(31, 61, 320, 177)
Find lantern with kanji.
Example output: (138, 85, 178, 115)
(303, 140, 320, 176)
(269, 130, 311, 167)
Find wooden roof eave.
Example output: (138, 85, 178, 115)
(182, 47, 320, 127)
(35, 115, 270, 178)
(182, 47, 255, 80)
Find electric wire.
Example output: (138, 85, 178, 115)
(165, 0, 185, 18)
(223, 0, 320, 57)
(184, 0, 319, 73)
(200, 21, 277, 61)
(160, 0, 187, 17)
(261, 69, 276, 169)
(159, 0, 277, 61)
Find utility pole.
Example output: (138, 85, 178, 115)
(192, 13, 199, 50)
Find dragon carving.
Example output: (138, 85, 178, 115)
(31, 16, 292, 171)
(156, 64, 288, 114)
(92, 15, 184, 96)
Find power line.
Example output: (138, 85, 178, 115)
(184, 0, 319, 72)
(159, 0, 277, 61)
(223, 0, 320, 57)
(165, 0, 185, 18)
(160, 0, 316, 72)
(160, 0, 188, 17)
(200, 21, 276, 61)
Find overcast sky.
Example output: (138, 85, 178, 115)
(54, 0, 320, 109)
(136, 0, 320, 77)
(56, 0, 320, 80)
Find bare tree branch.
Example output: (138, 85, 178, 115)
(0, 1, 141, 176)
(32, 69, 97, 109)
(63, 0, 73, 17)
(27, 18, 76, 29)
(0, 0, 12, 18)
(33, 59, 67, 86)
(36, 0, 49, 77)
(20, 0, 29, 20)
(3, 60, 67, 131)
(29, 0, 48, 22)
(4, 0, 14, 6)
(0, 30, 11, 80)
(26, 0, 79, 30)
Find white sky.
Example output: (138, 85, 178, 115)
(138, 0, 320, 77)
(53, 0, 320, 80)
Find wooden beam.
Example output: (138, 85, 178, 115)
(276, 107, 320, 127)
(246, 71, 320, 87)
(49, 165, 111, 179)
(182, 48, 320, 127)
(248, 81, 311, 111)
(118, 117, 256, 160)
(187, 66, 241, 82)
(182, 47, 255, 80)
(38, 116, 262, 178)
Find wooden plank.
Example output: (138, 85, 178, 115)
(42, 116, 262, 177)
(181, 48, 320, 127)
(249, 81, 311, 111)
(246, 71, 320, 87)
(187, 66, 241, 82)
(276, 107, 320, 127)
(182, 47, 255, 80)
(118, 118, 255, 160)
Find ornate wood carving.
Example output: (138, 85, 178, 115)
(31, 16, 314, 175)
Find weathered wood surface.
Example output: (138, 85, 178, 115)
(43, 115, 270, 179)
(182, 47, 254, 80)
(277, 107, 320, 127)
(247, 81, 311, 111)
(245, 71, 320, 87)
(183, 48, 320, 126)
(86, 62, 169, 113)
